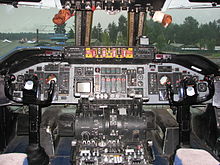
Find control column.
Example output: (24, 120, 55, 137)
(4, 74, 55, 165)
(166, 76, 214, 146)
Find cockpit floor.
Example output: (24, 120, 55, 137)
(4, 135, 169, 165)
(3, 106, 213, 165)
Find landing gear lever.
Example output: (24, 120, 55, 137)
(166, 76, 214, 146)
(4, 74, 55, 165)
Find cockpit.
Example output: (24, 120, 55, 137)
(0, 0, 220, 165)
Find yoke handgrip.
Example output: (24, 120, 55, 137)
(166, 76, 214, 106)
(4, 74, 55, 106)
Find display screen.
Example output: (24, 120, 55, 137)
(76, 82, 91, 93)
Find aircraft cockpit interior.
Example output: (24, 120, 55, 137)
(0, 0, 220, 165)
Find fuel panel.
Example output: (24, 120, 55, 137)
(11, 62, 207, 104)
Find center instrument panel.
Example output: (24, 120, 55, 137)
(11, 62, 208, 104)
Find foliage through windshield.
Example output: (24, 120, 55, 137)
(0, 6, 220, 65)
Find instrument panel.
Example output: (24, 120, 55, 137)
(10, 61, 209, 104)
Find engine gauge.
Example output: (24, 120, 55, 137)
(192, 76, 199, 81)
(198, 82, 207, 92)
(17, 75, 24, 82)
(159, 75, 170, 85)
(138, 81, 144, 87)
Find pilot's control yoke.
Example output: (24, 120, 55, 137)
(4, 74, 55, 165)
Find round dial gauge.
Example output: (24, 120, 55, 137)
(160, 75, 169, 85)
(17, 75, 25, 82)
(198, 83, 207, 92)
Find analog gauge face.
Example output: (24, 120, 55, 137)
(138, 81, 144, 87)
(198, 83, 207, 92)
(17, 75, 25, 82)
(192, 76, 199, 82)
(137, 74, 143, 80)
(159, 75, 169, 85)
(46, 73, 57, 84)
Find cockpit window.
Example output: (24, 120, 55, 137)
(1, 1, 220, 164)
(92, 11, 127, 46)
(0, 4, 220, 65)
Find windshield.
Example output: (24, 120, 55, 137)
(0, 3, 220, 65)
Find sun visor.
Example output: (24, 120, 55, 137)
(162, 0, 219, 11)
(0, 0, 62, 9)
(0, 0, 40, 4)
(189, 0, 220, 4)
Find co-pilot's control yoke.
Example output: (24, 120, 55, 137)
(166, 76, 215, 146)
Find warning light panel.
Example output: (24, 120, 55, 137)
(85, 47, 134, 59)
(64, 46, 155, 60)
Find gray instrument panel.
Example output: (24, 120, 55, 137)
(12, 62, 208, 104)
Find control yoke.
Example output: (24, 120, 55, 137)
(166, 75, 215, 146)
(4, 74, 55, 165)
(167, 76, 215, 106)
(4, 74, 55, 106)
